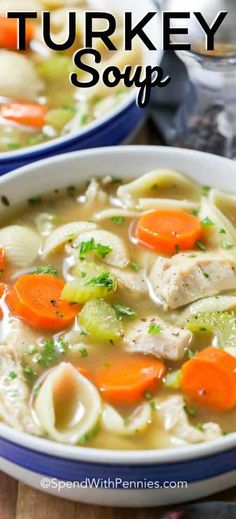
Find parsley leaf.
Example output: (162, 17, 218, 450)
(195, 240, 206, 251)
(201, 217, 214, 227)
(113, 303, 136, 318)
(111, 216, 125, 224)
(130, 262, 140, 270)
(78, 238, 112, 260)
(28, 196, 42, 206)
(79, 347, 88, 357)
(85, 272, 114, 291)
(148, 323, 162, 334)
(96, 243, 112, 259)
(32, 265, 58, 277)
(36, 337, 67, 368)
(8, 371, 17, 380)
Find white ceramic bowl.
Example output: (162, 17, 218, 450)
(1, 146, 236, 508)
(0, 0, 162, 174)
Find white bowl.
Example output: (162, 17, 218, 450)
(0, 0, 162, 174)
(1, 146, 236, 507)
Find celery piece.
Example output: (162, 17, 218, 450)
(62, 262, 117, 303)
(37, 56, 72, 82)
(186, 311, 236, 349)
(78, 299, 124, 344)
(164, 370, 181, 389)
(45, 108, 74, 131)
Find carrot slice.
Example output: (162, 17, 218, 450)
(0, 15, 34, 50)
(6, 274, 80, 332)
(95, 355, 166, 404)
(181, 346, 236, 411)
(136, 209, 203, 255)
(0, 248, 5, 273)
(1, 103, 46, 128)
(0, 281, 8, 320)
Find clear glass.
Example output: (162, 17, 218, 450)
(160, 0, 236, 157)
(169, 51, 236, 158)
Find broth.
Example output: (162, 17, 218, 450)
(1, 171, 236, 449)
(0, 1, 141, 152)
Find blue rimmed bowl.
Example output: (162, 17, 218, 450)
(1, 146, 236, 507)
(0, 0, 162, 175)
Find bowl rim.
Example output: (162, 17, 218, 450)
(0, 0, 161, 162)
(1, 144, 236, 465)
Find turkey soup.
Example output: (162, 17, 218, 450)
(1, 169, 236, 449)
(0, 0, 141, 152)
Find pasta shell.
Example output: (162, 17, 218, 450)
(209, 189, 236, 225)
(93, 208, 140, 221)
(117, 169, 200, 208)
(174, 295, 236, 326)
(34, 363, 101, 445)
(199, 197, 236, 250)
(0, 225, 41, 267)
(35, 212, 59, 237)
(137, 198, 197, 212)
(41, 221, 97, 258)
(75, 229, 129, 268)
(101, 403, 151, 437)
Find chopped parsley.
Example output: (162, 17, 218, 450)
(8, 371, 17, 380)
(200, 268, 209, 279)
(201, 217, 214, 227)
(78, 238, 112, 261)
(79, 347, 88, 357)
(111, 177, 122, 184)
(130, 262, 140, 270)
(196, 421, 204, 431)
(23, 365, 38, 382)
(186, 348, 195, 359)
(150, 400, 157, 411)
(32, 265, 58, 277)
(195, 240, 206, 251)
(191, 209, 199, 216)
(143, 390, 153, 400)
(111, 216, 125, 224)
(184, 405, 197, 417)
(96, 243, 112, 259)
(148, 323, 162, 334)
(67, 185, 76, 197)
(28, 196, 42, 206)
(80, 113, 90, 125)
(85, 272, 114, 291)
(113, 303, 136, 318)
(79, 423, 100, 445)
(202, 185, 210, 196)
(222, 241, 233, 250)
(36, 337, 67, 368)
(219, 228, 226, 234)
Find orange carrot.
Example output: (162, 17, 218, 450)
(95, 355, 166, 404)
(136, 209, 203, 255)
(0, 15, 34, 50)
(0, 248, 5, 273)
(1, 103, 46, 128)
(0, 281, 7, 320)
(6, 274, 80, 332)
(181, 346, 236, 411)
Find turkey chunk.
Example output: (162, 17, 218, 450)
(0, 51, 44, 101)
(155, 396, 222, 445)
(124, 316, 191, 361)
(149, 252, 236, 310)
